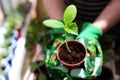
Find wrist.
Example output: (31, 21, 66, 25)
(93, 21, 108, 33)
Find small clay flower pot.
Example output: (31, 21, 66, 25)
(57, 40, 87, 68)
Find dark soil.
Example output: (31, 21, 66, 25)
(59, 42, 86, 64)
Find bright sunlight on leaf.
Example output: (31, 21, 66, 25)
(64, 22, 78, 35)
(43, 20, 64, 28)
(64, 5, 77, 24)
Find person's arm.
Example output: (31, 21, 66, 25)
(93, 0, 120, 33)
(42, 0, 66, 20)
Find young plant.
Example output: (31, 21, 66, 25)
(43, 5, 78, 53)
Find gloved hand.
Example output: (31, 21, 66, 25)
(72, 22, 103, 79)
(77, 22, 103, 40)
(45, 22, 103, 80)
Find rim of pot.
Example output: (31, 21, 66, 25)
(57, 40, 87, 68)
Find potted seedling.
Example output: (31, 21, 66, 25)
(43, 5, 87, 68)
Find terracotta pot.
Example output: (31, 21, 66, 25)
(57, 40, 87, 68)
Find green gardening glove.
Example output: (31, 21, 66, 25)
(78, 22, 102, 40)
(70, 22, 103, 79)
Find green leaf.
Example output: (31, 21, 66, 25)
(43, 20, 64, 28)
(64, 5, 77, 24)
(70, 68, 91, 78)
(64, 22, 78, 35)
(92, 57, 102, 77)
(55, 66, 69, 73)
(55, 37, 65, 43)
(85, 53, 95, 73)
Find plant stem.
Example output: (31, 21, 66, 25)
(65, 32, 71, 53)
(65, 40, 71, 53)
